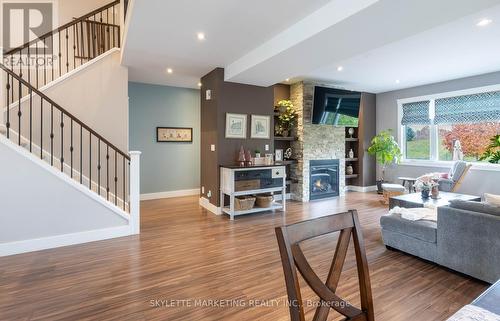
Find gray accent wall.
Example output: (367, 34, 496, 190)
(129, 82, 200, 194)
(376, 71, 500, 195)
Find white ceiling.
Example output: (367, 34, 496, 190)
(123, 0, 500, 93)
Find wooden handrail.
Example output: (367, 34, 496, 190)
(4, 0, 120, 55)
(0, 63, 130, 160)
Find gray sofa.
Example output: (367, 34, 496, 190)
(380, 199, 500, 283)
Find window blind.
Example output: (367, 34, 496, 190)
(401, 100, 431, 125)
(434, 91, 500, 124)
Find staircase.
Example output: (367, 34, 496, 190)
(0, 0, 140, 256)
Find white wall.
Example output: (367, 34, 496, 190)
(376, 71, 500, 195)
(58, 0, 114, 26)
(0, 136, 128, 245)
(42, 50, 129, 151)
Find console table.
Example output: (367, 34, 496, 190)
(220, 165, 286, 220)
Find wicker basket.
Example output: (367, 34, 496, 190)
(256, 194, 274, 208)
(235, 196, 256, 211)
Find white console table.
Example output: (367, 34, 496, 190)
(220, 165, 286, 220)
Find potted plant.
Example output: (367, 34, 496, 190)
(414, 175, 439, 199)
(479, 134, 500, 163)
(367, 130, 402, 194)
(255, 149, 261, 158)
(275, 100, 297, 137)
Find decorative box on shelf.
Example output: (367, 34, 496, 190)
(220, 165, 286, 220)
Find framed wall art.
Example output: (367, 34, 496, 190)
(156, 127, 193, 142)
(225, 113, 247, 138)
(250, 115, 270, 139)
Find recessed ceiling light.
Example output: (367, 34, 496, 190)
(285, 78, 290, 82)
(166, 68, 173, 74)
(477, 18, 492, 27)
(395, 79, 400, 84)
(198, 82, 202, 87)
(337, 66, 344, 72)
(197, 32, 206, 40)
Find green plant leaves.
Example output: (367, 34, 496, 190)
(367, 130, 402, 167)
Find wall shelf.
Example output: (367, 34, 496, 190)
(274, 136, 297, 141)
(345, 138, 359, 142)
(346, 174, 359, 179)
(345, 158, 358, 162)
(276, 159, 298, 165)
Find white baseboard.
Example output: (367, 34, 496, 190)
(345, 185, 377, 192)
(199, 197, 221, 215)
(141, 188, 199, 200)
(0, 225, 133, 257)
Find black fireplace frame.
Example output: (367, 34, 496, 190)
(309, 159, 340, 200)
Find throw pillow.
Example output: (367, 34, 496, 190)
(484, 193, 500, 207)
(449, 199, 500, 217)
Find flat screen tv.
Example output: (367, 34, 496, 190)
(312, 86, 361, 127)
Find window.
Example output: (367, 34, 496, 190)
(400, 89, 500, 164)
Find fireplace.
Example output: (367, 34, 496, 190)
(309, 160, 339, 200)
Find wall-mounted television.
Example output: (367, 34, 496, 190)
(311, 86, 361, 127)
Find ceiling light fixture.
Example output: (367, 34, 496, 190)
(395, 79, 400, 84)
(197, 32, 206, 40)
(285, 78, 290, 82)
(198, 82, 202, 87)
(337, 66, 344, 72)
(477, 18, 492, 27)
(166, 68, 173, 74)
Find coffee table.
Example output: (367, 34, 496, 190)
(389, 191, 481, 209)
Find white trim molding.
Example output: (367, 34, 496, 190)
(0, 225, 132, 257)
(345, 185, 377, 192)
(199, 197, 221, 215)
(141, 188, 200, 201)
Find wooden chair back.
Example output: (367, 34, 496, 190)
(275, 210, 374, 321)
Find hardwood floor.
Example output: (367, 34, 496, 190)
(0, 192, 487, 321)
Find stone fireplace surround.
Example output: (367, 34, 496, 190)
(290, 82, 346, 202)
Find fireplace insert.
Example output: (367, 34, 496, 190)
(309, 159, 339, 200)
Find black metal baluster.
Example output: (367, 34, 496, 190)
(43, 38, 46, 86)
(59, 31, 62, 77)
(73, 25, 77, 69)
(35, 41, 39, 88)
(29, 89, 32, 152)
(5, 77, 10, 139)
(123, 156, 126, 210)
(65, 29, 69, 73)
(87, 21, 92, 60)
(40, 100, 43, 159)
(114, 150, 117, 205)
(70, 119, 73, 178)
(80, 21, 85, 60)
(50, 104, 54, 166)
(99, 12, 103, 54)
(60, 111, 64, 172)
(106, 9, 110, 51)
(51, 35, 54, 82)
(18, 77, 22, 145)
(92, 15, 97, 58)
(112, 5, 115, 47)
(98, 138, 101, 196)
(27, 42, 31, 85)
(89, 132, 92, 190)
(80, 126, 83, 183)
(106, 145, 109, 201)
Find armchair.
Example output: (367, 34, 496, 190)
(438, 161, 471, 192)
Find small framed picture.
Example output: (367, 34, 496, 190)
(250, 115, 271, 139)
(275, 149, 283, 162)
(157, 127, 193, 142)
(225, 113, 247, 139)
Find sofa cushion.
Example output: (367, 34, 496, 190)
(380, 214, 437, 243)
(484, 193, 500, 207)
(449, 199, 500, 217)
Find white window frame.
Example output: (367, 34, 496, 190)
(397, 84, 500, 171)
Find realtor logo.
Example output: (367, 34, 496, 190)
(2, 1, 54, 55)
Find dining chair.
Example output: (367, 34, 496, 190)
(275, 210, 374, 321)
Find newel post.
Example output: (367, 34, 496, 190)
(129, 151, 141, 234)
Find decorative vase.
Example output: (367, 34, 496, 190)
(431, 185, 439, 199)
(348, 127, 355, 138)
(346, 165, 354, 175)
(255, 153, 261, 158)
(421, 189, 430, 199)
(238, 146, 246, 167)
(348, 149, 354, 159)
